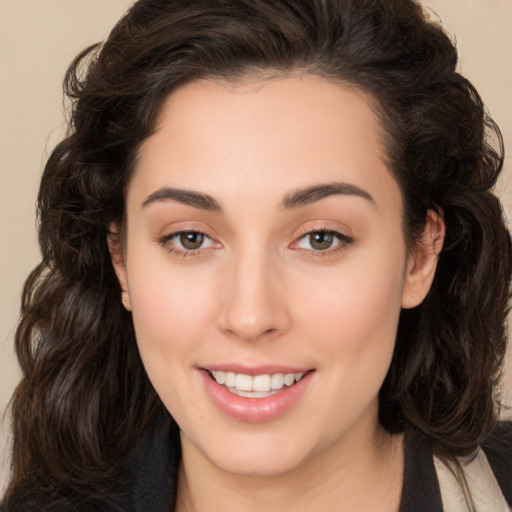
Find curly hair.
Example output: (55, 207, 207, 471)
(3, 0, 511, 506)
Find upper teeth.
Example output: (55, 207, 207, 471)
(211, 371, 305, 392)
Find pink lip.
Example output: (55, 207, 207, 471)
(199, 368, 314, 423)
(203, 364, 312, 376)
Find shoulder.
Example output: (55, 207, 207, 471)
(0, 414, 180, 512)
(400, 422, 512, 511)
(116, 412, 181, 511)
(0, 489, 129, 512)
(434, 422, 512, 511)
(481, 420, 512, 505)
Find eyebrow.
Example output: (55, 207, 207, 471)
(282, 182, 375, 209)
(141, 181, 374, 212)
(142, 187, 222, 211)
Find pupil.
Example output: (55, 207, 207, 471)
(310, 232, 333, 250)
(180, 232, 204, 250)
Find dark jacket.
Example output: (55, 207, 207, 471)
(2, 416, 511, 511)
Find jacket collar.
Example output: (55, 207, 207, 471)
(400, 427, 443, 511)
(123, 414, 443, 511)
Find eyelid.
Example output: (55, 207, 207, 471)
(155, 222, 353, 257)
(157, 228, 221, 257)
(290, 226, 354, 255)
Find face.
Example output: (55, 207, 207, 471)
(111, 75, 440, 477)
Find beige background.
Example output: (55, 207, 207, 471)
(1, 0, 511, 495)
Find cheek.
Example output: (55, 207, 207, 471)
(293, 242, 406, 371)
(126, 259, 220, 420)
(125, 247, 219, 370)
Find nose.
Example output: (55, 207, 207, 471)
(217, 247, 291, 342)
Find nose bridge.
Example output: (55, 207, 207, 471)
(219, 240, 290, 341)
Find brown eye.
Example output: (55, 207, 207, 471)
(179, 232, 205, 250)
(309, 231, 335, 251)
(293, 229, 353, 254)
(159, 230, 217, 255)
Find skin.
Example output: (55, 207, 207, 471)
(110, 75, 444, 511)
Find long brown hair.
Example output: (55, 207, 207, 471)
(3, 0, 511, 507)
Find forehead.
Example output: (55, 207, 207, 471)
(129, 75, 400, 215)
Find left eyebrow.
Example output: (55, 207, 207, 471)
(281, 182, 375, 209)
(141, 187, 222, 211)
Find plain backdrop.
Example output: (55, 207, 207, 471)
(1, 0, 511, 495)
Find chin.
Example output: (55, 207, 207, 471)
(210, 448, 311, 478)
(181, 423, 333, 478)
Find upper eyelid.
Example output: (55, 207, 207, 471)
(158, 222, 220, 241)
(296, 229, 353, 243)
(294, 226, 353, 241)
(162, 228, 211, 240)
(162, 230, 216, 247)
(161, 228, 351, 241)
(289, 228, 354, 254)
(157, 230, 218, 257)
(300, 228, 349, 236)
(157, 226, 353, 250)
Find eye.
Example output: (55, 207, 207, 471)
(294, 230, 352, 252)
(160, 230, 216, 253)
(177, 232, 208, 250)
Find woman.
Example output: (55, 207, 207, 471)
(2, 0, 511, 510)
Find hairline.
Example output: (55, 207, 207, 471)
(116, 68, 410, 249)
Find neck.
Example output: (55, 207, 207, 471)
(176, 423, 404, 512)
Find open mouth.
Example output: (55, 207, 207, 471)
(206, 369, 311, 398)
(200, 367, 315, 421)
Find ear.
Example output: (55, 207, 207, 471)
(401, 209, 445, 309)
(107, 223, 131, 311)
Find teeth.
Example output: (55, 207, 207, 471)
(215, 371, 226, 385)
(253, 374, 271, 392)
(235, 374, 253, 391)
(229, 388, 277, 398)
(211, 370, 305, 392)
(225, 372, 236, 387)
(271, 373, 284, 390)
(284, 373, 295, 386)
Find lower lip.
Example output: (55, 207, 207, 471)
(200, 370, 314, 423)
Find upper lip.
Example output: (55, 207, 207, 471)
(200, 364, 314, 376)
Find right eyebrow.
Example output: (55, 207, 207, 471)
(281, 182, 375, 209)
(141, 187, 222, 211)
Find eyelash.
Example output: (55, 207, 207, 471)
(292, 229, 354, 257)
(158, 228, 354, 258)
(158, 230, 215, 258)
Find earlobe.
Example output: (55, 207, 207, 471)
(107, 223, 131, 311)
(401, 209, 445, 309)
(121, 290, 132, 311)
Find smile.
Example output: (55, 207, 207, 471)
(209, 370, 306, 398)
(200, 367, 314, 422)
